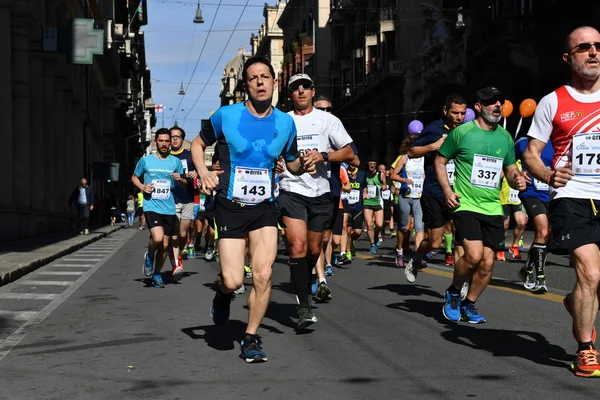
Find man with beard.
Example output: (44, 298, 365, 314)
(132, 128, 186, 289)
(434, 87, 527, 324)
(524, 26, 600, 377)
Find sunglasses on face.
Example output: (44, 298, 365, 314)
(316, 107, 332, 112)
(481, 97, 505, 106)
(570, 42, 600, 53)
(289, 82, 314, 92)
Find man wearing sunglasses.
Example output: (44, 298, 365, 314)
(524, 26, 600, 378)
(435, 87, 527, 324)
(278, 73, 355, 330)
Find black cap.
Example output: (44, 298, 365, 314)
(475, 86, 506, 102)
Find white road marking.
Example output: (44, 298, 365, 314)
(19, 281, 73, 286)
(61, 258, 103, 262)
(0, 311, 38, 321)
(0, 293, 59, 300)
(51, 264, 94, 268)
(37, 271, 85, 276)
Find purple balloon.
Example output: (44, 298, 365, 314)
(463, 108, 476, 123)
(408, 120, 424, 135)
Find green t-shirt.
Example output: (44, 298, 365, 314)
(363, 172, 383, 207)
(438, 121, 516, 216)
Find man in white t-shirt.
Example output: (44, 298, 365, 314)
(278, 73, 354, 330)
(524, 25, 600, 378)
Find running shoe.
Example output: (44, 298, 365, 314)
(311, 282, 318, 295)
(316, 282, 332, 302)
(445, 252, 454, 266)
(419, 260, 428, 269)
(564, 293, 597, 343)
(390, 231, 397, 238)
(404, 259, 417, 283)
(518, 237, 524, 251)
(350, 242, 356, 256)
(234, 283, 246, 295)
(460, 303, 486, 324)
(369, 244, 377, 254)
(172, 261, 184, 283)
(325, 265, 334, 276)
(152, 273, 165, 288)
(240, 335, 267, 363)
(518, 267, 535, 290)
(181, 248, 189, 260)
(496, 251, 505, 261)
(338, 253, 350, 265)
(142, 251, 154, 277)
(395, 250, 404, 267)
(210, 289, 233, 326)
(332, 255, 339, 266)
(84, 228, 89, 235)
(424, 251, 434, 261)
(188, 246, 195, 259)
(296, 304, 318, 330)
(509, 245, 522, 259)
(532, 277, 548, 293)
(244, 265, 253, 278)
(376, 238, 382, 248)
(205, 247, 215, 261)
(442, 289, 461, 321)
(572, 346, 600, 377)
(460, 282, 469, 301)
(345, 251, 352, 261)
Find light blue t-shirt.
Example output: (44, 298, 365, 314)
(78, 187, 87, 204)
(200, 102, 298, 205)
(133, 154, 184, 215)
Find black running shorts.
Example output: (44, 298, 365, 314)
(548, 198, 600, 255)
(349, 209, 364, 230)
(453, 211, 505, 251)
(145, 211, 178, 237)
(277, 191, 333, 233)
(420, 195, 453, 229)
(521, 197, 549, 219)
(214, 197, 278, 239)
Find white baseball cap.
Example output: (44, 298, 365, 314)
(288, 73, 314, 88)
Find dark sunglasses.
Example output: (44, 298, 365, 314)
(289, 82, 314, 92)
(570, 42, 600, 53)
(481, 97, 505, 106)
(316, 107, 332, 112)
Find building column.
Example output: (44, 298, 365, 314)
(12, 16, 33, 237)
(29, 55, 47, 234)
(0, 6, 16, 240)
(43, 62, 57, 218)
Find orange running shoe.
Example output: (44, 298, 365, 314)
(572, 346, 600, 377)
(496, 251, 505, 261)
(564, 293, 596, 343)
(172, 257, 184, 283)
(509, 245, 522, 259)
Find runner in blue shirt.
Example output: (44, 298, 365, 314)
(514, 137, 554, 292)
(132, 128, 185, 289)
(191, 56, 315, 363)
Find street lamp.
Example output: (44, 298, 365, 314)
(178, 81, 185, 95)
(344, 83, 351, 97)
(455, 7, 465, 29)
(194, 1, 205, 23)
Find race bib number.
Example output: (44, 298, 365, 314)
(348, 189, 360, 204)
(446, 160, 455, 185)
(408, 177, 424, 198)
(533, 178, 549, 191)
(381, 189, 391, 200)
(367, 185, 377, 198)
(232, 167, 271, 204)
(572, 133, 600, 176)
(151, 179, 171, 200)
(180, 159, 188, 174)
(470, 154, 502, 188)
(199, 196, 206, 211)
(297, 133, 320, 152)
(508, 188, 520, 204)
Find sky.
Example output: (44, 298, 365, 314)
(144, 0, 267, 138)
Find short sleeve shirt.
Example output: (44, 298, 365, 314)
(133, 154, 184, 215)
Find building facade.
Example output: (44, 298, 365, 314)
(220, 47, 252, 106)
(0, 0, 154, 240)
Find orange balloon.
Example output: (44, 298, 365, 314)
(502, 100, 513, 118)
(519, 98, 537, 118)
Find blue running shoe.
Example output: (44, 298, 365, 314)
(210, 290, 233, 326)
(142, 251, 154, 277)
(152, 273, 165, 288)
(188, 245, 195, 259)
(311, 282, 318, 295)
(460, 303, 486, 324)
(369, 245, 377, 254)
(442, 289, 461, 321)
(240, 335, 267, 363)
(325, 265, 334, 276)
(376, 239, 382, 248)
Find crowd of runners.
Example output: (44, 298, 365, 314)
(129, 26, 600, 377)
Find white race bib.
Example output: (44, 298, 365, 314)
(408, 177, 424, 198)
(297, 133, 320, 152)
(232, 167, 271, 204)
(341, 191, 348, 200)
(572, 133, 600, 176)
(367, 185, 377, 198)
(446, 160, 455, 185)
(199, 196, 206, 211)
(533, 178, 549, 191)
(508, 188, 520, 204)
(151, 179, 171, 200)
(381, 189, 391, 200)
(470, 154, 502, 188)
(348, 189, 360, 204)
(180, 159, 189, 174)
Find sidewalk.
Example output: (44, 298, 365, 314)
(0, 224, 125, 287)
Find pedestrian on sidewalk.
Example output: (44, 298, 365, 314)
(109, 195, 120, 227)
(126, 195, 136, 226)
(68, 178, 95, 235)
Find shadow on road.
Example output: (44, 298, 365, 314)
(181, 319, 284, 351)
(369, 283, 444, 299)
(387, 299, 454, 325)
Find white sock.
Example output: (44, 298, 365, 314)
(319, 278, 327, 284)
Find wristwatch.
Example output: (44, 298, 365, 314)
(320, 152, 329, 162)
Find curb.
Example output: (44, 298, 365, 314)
(0, 226, 124, 288)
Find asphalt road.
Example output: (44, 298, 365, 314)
(0, 228, 596, 399)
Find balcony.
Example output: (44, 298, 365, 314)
(339, 60, 402, 108)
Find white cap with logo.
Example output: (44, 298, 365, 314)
(288, 73, 314, 88)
